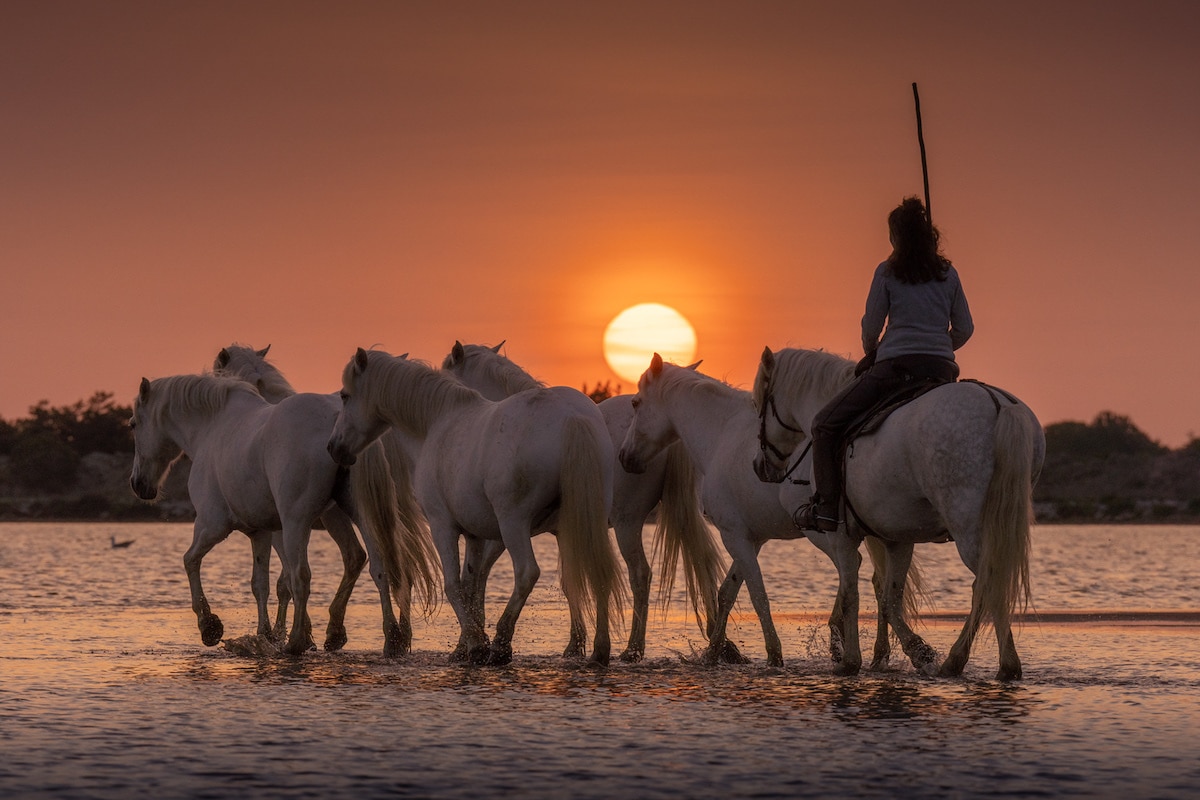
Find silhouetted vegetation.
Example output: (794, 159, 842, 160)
(1035, 412, 1200, 522)
(582, 381, 622, 403)
(3, 390, 1200, 524)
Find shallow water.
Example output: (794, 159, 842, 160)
(2, 523, 1198, 798)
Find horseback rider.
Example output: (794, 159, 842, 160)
(794, 197, 974, 532)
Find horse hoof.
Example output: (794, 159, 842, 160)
(868, 657, 889, 672)
(561, 643, 585, 659)
(461, 643, 492, 665)
(996, 665, 1022, 682)
(324, 628, 349, 653)
(618, 648, 644, 664)
(833, 661, 861, 677)
(766, 654, 784, 668)
(485, 643, 513, 666)
(588, 649, 611, 667)
(718, 640, 750, 665)
(199, 615, 224, 647)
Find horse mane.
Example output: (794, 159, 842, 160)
(655, 362, 754, 410)
(446, 344, 543, 394)
(213, 344, 298, 402)
(140, 374, 262, 424)
(761, 349, 857, 409)
(349, 351, 485, 436)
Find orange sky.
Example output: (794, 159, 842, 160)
(3, 3, 1199, 445)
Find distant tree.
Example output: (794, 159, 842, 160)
(0, 416, 16, 455)
(582, 381, 622, 403)
(1044, 411, 1163, 459)
(9, 430, 80, 491)
(19, 391, 133, 455)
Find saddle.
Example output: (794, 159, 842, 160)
(843, 377, 947, 446)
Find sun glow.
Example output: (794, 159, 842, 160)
(603, 303, 698, 384)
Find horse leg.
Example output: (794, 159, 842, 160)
(249, 532, 274, 638)
(720, 536, 782, 667)
(183, 520, 233, 646)
(830, 535, 864, 675)
(876, 541, 938, 674)
(703, 563, 750, 664)
(454, 535, 501, 661)
(435, 528, 488, 663)
(320, 507, 368, 653)
(270, 531, 291, 640)
(996, 625, 1023, 682)
(939, 578, 985, 678)
(487, 524, 541, 666)
(281, 520, 316, 656)
(614, 519, 651, 663)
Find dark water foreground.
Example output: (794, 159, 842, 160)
(2, 523, 1199, 798)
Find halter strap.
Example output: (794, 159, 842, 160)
(757, 386, 811, 484)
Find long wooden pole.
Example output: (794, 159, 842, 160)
(912, 82, 931, 223)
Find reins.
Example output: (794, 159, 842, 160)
(757, 386, 812, 485)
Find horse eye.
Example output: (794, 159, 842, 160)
(339, 391, 349, 404)
(631, 397, 640, 410)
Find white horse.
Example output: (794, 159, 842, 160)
(327, 348, 625, 666)
(441, 341, 724, 662)
(212, 344, 437, 653)
(752, 347, 1044, 680)
(617, 354, 904, 668)
(130, 372, 438, 656)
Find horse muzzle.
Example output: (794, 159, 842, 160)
(326, 439, 357, 467)
(130, 473, 160, 501)
(752, 453, 785, 484)
(618, 446, 646, 475)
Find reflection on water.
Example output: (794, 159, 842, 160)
(2, 523, 1200, 798)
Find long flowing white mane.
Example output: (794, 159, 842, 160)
(758, 348, 857, 410)
(348, 351, 484, 436)
(139, 374, 261, 424)
(652, 362, 755, 411)
(444, 343, 543, 394)
(215, 344, 296, 401)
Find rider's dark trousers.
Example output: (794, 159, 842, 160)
(810, 354, 959, 516)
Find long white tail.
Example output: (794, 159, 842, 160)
(556, 417, 626, 629)
(350, 439, 440, 618)
(652, 442, 724, 632)
(976, 403, 1036, 631)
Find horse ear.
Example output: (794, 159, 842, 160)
(139, 377, 151, 400)
(398, 352, 409, 359)
(215, 348, 230, 368)
(492, 340, 505, 354)
(650, 353, 663, 376)
(686, 360, 703, 371)
(760, 346, 775, 371)
(354, 347, 370, 372)
(451, 341, 465, 365)
(257, 345, 271, 358)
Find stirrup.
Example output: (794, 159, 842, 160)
(792, 503, 841, 533)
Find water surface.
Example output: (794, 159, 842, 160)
(2, 523, 1197, 798)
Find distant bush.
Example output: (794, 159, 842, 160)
(10, 431, 81, 492)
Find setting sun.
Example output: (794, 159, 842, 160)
(603, 303, 698, 384)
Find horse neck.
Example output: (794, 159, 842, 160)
(656, 376, 747, 466)
(462, 354, 541, 400)
(156, 381, 259, 456)
(372, 360, 485, 437)
(779, 353, 855, 432)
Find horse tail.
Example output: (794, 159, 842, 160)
(556, 416, 626, 631)
(652, 442, 723, 633)
(977, 403, 1036, 631)
(863, 536, 931, 624)
(350, 438, 439, 619)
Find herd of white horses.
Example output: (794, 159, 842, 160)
(129, 341, 1043, 680)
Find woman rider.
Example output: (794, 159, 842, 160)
(794, 197, 974, 532)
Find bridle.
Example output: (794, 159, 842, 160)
(757, 383, 812, 485)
